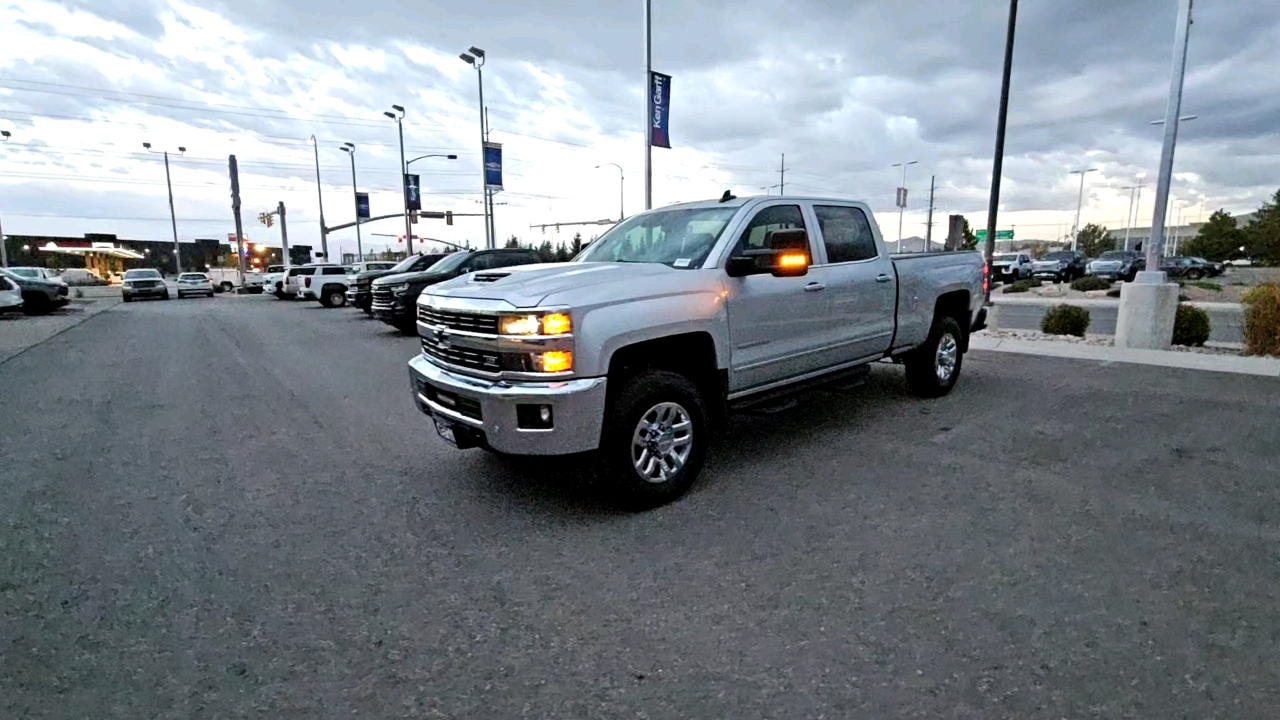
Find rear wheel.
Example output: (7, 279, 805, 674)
(1185, 269, 1204, 280)
(601, 370, 708, 511)
(219, 282, 234, 293)
(322, 287, 347, 308)
(904, 315, 965, 398)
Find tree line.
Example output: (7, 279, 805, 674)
(503, 232, 589, 262)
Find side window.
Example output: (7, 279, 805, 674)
(814, 205, 878, 264)
(323, 267, 345, 275)
(731, 204, 806, 256)
(464, 254, 494, 272)
(489, 254, 527, 269)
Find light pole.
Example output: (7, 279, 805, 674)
(459, 47, 493, 248)
(407, 153, 459, 249)
(1121, 172, 1146, 252)
(384, 105, 413, 252)
(308, 135, 327, 262)
(0, 129, 9, 268)
(143, 142, 186, 274)
(595, 163, 625, 221)
(1068, 167, 1097, 251)
(339, 142, 362, 261)
(984, 0, 1019, 303)
(891, 160, 918, 248)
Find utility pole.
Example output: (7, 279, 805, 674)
(144, 142, 186, 274)
(340, 143, 363, 260)
(1069, 167, 1098, 251)
(643, 0, 653, 211)
(277, 201, 290, 264)
(983, 0, 1018, 303)
(309, 135, 327, 261)
(892, 160, 918, 248)
(485, 106, 496, 249)
(386, 105, 412, 253)
(228, 155, 247, 286)
(925, 175, 937, 249)
(778, 153, 786, 196)
(0, 129, 9, 268)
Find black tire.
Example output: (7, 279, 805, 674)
(601, 370, 708, 511)
(219, 282, 234, 293)
(162, 290, 170, 300)
(1185, 269, 1203, 281)
(323, 287, 346, 308)
(22, 293, 52, 315)
(904, 315, 965, 398)
(122, 296, 132, 303)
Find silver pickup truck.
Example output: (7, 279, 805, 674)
(407, 195, 987, 508)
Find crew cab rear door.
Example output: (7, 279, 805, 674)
(810, 202, 896, 361)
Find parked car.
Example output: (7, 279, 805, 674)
(2, 268, 70, 315)
(1087, 250, 1145, 281)
(372, 249, 541, 332)
(346, 261, 397, 281)
(1159, 256, 1213, 280)
(346, 253, 449, 314)
(121, 268, 170, 302)
(407, 195, 987, 508)
(281, 265, 326, 299)
(1031, 250, 1087, 282)
(0, 274, 24, 314)
(298, 264, 351, 307)
(58, 268, 109, 286)
(1188, 256, 1225, 277)
(991, 252, 1033, 284)
(176, 272, 215, 298)
(206, 267, 264, 293)
(5, 266, 61, 281)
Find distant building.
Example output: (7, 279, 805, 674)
(2, 233, 311, 275)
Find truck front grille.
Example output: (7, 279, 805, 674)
(418, 381, 483, 421)
(371, 288, 395, 304)
(421, 338, 502, 374)
(417, 307, 499, 335)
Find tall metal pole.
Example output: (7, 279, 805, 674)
(643, 0, 653, 211)
(984, 0, 1018, 303)
(894, 162, 915, 247)
(310, 135, 327, 262)
(344, 148, 363, 260)
(1144, 0, 1194, 277)
(278, 201, 290, 265)
(485, 107, 496, 248)
(228, 155, 247, 285)
(1122, 183, 1142, 252)
(0, 130, 9, 268)
(476, 67, 492, 249)
(163, 151, 182, 274)
(395, 113, 413, 254)
(779, 153, 785, 196)
(925, 175, 936, 249)
(1069, 168, 1096, 250)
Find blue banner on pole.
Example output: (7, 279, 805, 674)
(649, 71, 672, 149)
(483, 142, 503, 191)
(356, 192, 370, 219)
(404, 174, 421, 211)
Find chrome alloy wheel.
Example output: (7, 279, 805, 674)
(935, 332, 958, 383)
(631, 401, 693, 483)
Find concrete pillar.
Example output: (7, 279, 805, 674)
(1115, 278, 1179, 349)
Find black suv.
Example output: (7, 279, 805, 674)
(346, 253, 447, 314)
(371, 249, 541, 331)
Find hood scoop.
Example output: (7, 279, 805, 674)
(472, 272, 510, 283)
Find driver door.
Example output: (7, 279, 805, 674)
(723, 202, 833, 393)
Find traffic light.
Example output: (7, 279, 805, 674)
(446, 211, 453, 226)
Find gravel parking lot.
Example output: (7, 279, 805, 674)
(3, 295, 1279, 718)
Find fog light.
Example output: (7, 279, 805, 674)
(534, 351, 572, 373)
(517, 404, 554, 429)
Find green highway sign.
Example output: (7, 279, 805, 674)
(975, 229, 1015, 241)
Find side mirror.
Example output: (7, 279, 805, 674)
(724, 229, 812, 278)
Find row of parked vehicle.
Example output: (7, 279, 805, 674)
(990, 250, 1225, 285)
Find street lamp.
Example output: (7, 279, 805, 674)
(460, 47, 493, 248)
(1121, 171, 1147, 252)
(384, 105, 416, 252)
(407, 154, 458, 166)
(339, 142, 363, 261)
(308, 135, 327, 262)
(595, 163, 625, 221)
(891, 160, 918, 247)
(1, 129, 10, 268)
(1068, 167, 1098, 251)
(143, 141, 186, 274)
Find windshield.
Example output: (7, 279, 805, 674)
(1098, 251, 1126, 260)
(994, 254, 1018, 261)
(575, 206, 739, 268)
(124, 269, 162, 279)
(1043, 252, 1072, 261)
(179, 273, 206, 281)
(9, 268, 39, 278)
(267, 265, 285, 273)
(426, 253, 471, 273)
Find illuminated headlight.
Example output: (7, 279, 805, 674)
(499, 312, 572, 336)
(531, 351, 573, 373)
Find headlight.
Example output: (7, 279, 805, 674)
(499, 312, 572, 336)
(531, 351, 573, 373)
(385, 283, 408, 294)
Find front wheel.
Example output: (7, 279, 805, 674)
(1185, 269, 1203, 280)
(904, 315, 965, 398)
(601, 370, 708, 511)
(162, 290, 171, 300)
(323, 288, 347, 308)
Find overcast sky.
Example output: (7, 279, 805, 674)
(2, 0, 1278, 256)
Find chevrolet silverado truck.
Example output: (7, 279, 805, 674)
(347, 253, 447, 314)
(372, 249, 540, 332)
(407, 196, 987, 508)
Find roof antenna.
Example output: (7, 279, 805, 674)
(719, 190, 737, 203)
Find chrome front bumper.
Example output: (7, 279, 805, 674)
(407, 354, 607, 455)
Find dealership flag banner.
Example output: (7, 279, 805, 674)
(649, 71, 672, 149)
(356, 192, 370, 219)
(483, 142, 503, 191)
(404, 174, 421, 211)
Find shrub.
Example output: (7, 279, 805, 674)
(1070, 276, 1112, 292)
(1041, 304, 1091, 337)
(1242, 282, 1280, 356)
(1171, 304, 1211, 346)
(1002, 278, 1040, 294)
(1186, 281, 1223, 292)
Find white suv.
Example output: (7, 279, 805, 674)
(299, 264, 351, 307)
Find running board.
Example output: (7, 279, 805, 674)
(730, 364, 871, 414)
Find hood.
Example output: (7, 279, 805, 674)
(372, 269, 455, 287)
(353, 268, 402, 285)
(1033, 259, 1067, 268)
(428, 261, 701, 308)
(1090, 259, 1124, 268)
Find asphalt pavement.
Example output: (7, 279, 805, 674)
(995, 299, 1245, 343)
(3, 294, 1279, 718)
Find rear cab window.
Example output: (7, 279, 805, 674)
(813, 205, 878, 263)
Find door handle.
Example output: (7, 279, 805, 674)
(804, 282, 826, 292)
(876, 274, 892, 283)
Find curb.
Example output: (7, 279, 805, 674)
(971, 336, 1280, 378)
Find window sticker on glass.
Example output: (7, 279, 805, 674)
(673, 258, 691, 268)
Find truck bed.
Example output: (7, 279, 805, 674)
(889, 250, 985, 353)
